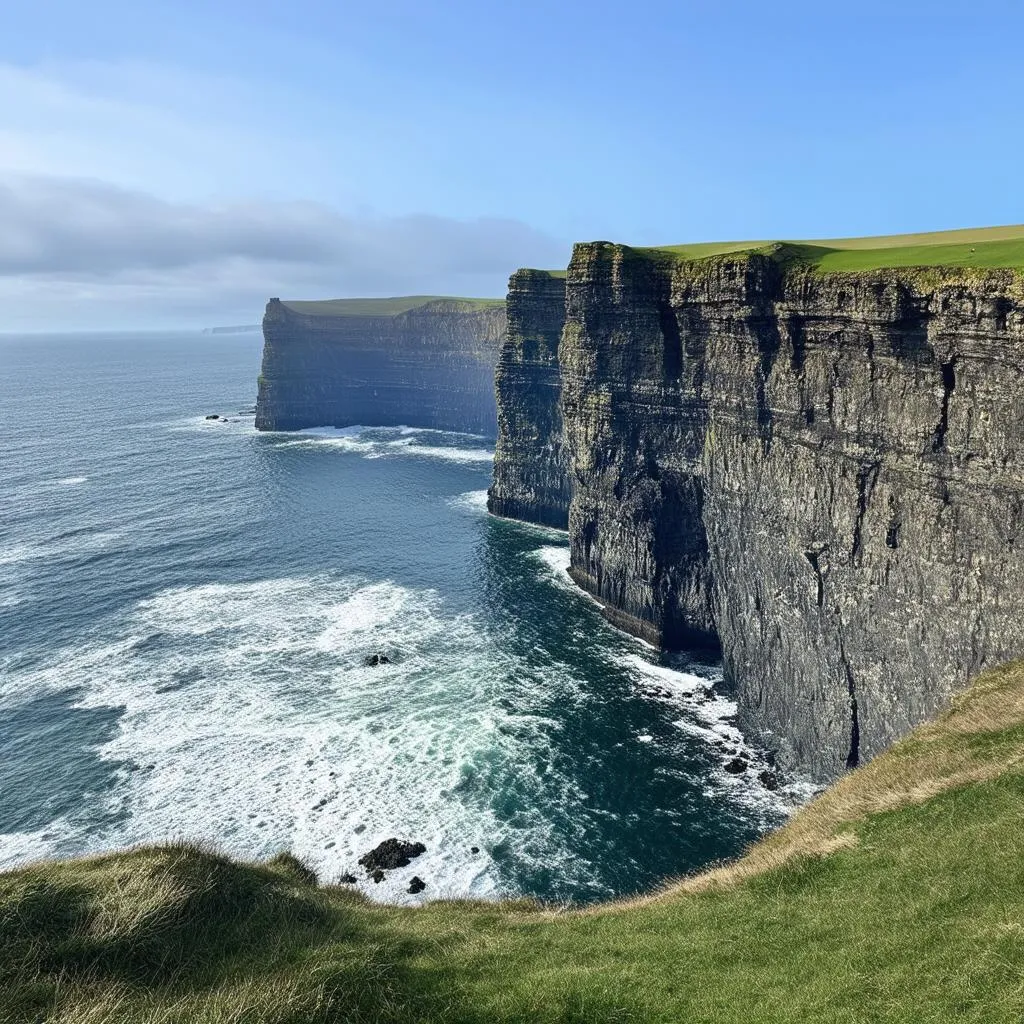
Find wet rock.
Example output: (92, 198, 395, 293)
(339, 873, 357, 884)
(205, 414, 220, 420)
(470, 846, 480, 854)
(407, 876, 426, 895)
(724, 757, 748, 775)
(371, 869, 385, 884)
(364, 653, 391, 667)
(358, 837, 426, 873)
(758, 770, 780, 791)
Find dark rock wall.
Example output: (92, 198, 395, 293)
(498, 241, 1024, 778)
(255, 298, 506, 434)
(487, 271, 571, 528)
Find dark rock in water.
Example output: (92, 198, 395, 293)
(353, 824, 366, 835)
(371, 869, 385, 884)
(205, 414, 220, 420)
(364, 653, 391, 667)
(407, 876, 426, 895)
(758, 770, 780, 791)
(358, 837, 426, 872)
(470, 846, 480, 854)
(339, 873, 357, 884)
(724, 757, 748, 775)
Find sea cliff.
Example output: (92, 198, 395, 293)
(255, 296, 506, 434)
(493, 241, 1024, 778)
(487, 270, 570, 527)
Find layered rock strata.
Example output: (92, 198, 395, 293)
(255, 298, 506, 434)
(487, 270, 571, 527)
(498, 242, 1024, 778)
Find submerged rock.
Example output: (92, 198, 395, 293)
(758, 770, 780, 791)
(407, 876, 426, 895)
(724, 757, 749, 775)
(205, 414, 220, 420)
(364, 653, 391, 667)
(338, 873, 357, 884)
(358, 838, 426, 873)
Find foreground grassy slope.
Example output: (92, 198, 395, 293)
(281, 296, 504, 317)
(642, 223, 1024, 272)
(5, 661, 1024, 1022)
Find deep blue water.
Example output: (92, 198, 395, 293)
(0, 331, 789, 904)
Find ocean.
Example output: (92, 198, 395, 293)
(0, 330, 794, 905)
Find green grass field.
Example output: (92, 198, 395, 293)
(5, 661, 1024, 1022)
(641, 224, 1024, 273)
(281, 296, 504, 317)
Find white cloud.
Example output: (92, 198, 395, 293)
(0, 175, 567, 329)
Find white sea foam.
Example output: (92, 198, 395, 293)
(531, 544, 572, 580)
(0, 824, 66, 866)
(0, 574, 600, 903)
(169, 414, 257, 434)
(278, 426, 495, 465)
(57, 476, 89, 486)
(0, 530, 122, 567)
(618, 653, 802, 817)
(447, 490, 489, 514)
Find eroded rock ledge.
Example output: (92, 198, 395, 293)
(255, 297, 506, 434)
(493, 243, 1024, 778)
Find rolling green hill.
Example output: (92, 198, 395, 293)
(5, 660, 1024, 1022)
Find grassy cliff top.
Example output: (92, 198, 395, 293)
(281, 296, 504, 317)
(6, 660, 1024, 1021)
(634, 224, 1024, 272)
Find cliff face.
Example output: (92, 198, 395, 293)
(500, 242, 1024, 778)
(487, 271, 571, 528)
(255, 298, 507, 434)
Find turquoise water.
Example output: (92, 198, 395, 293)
(0, 331, 790, 904)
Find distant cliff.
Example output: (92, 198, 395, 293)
(487, 270, 570, 527)
(492, 241, 1024, 778)
(255, 297, 506, 434)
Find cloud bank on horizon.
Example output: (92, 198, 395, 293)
(0, 59, 567, 330)
(0, 174, 566, 329)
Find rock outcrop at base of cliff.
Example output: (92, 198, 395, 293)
(487, 270, 571, 528)
(255, 298, 506, 435)
(494, 242, 1024, 779)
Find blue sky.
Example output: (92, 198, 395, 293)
(3, 0, 1023, 327)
